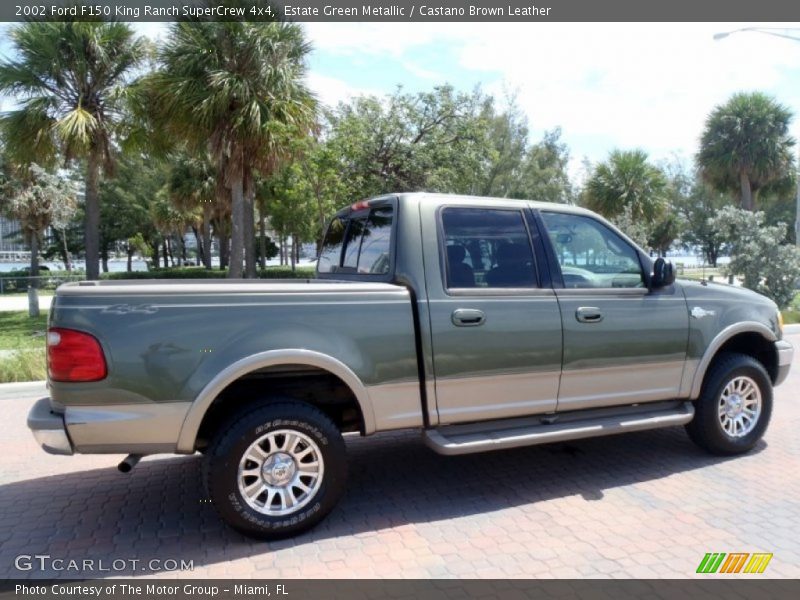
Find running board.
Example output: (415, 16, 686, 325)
(423, 402, 695, 456)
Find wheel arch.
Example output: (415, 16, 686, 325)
(690, 322, 778, 400)
(176, 349, 376, 453)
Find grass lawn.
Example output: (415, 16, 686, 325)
(0, 312, 47, 383)
(0, 349, 46, 383)
(782, 292, 800, 325)
(0, 311, 48, 350)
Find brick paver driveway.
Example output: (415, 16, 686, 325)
(1, 333, 799, 579)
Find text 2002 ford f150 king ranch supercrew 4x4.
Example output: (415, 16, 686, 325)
(28, 193, 793, 538)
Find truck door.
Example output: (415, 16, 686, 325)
(538, 210, 689, 412)
(421, 201, 563, 425)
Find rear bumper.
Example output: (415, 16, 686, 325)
(27, 398, 191, 455)
(775, 339, 794, 387)
(27, 398, 74, 456)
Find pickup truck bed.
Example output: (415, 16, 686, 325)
(45, 279, 421, 454)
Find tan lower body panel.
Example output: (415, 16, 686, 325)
(65, 402, 191, 454)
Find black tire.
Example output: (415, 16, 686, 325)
(685, 352, 773, 455)
(203, 401, 347, 539)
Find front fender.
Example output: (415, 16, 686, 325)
(688, 321, 777, 399)
(175, 349, 376, 453)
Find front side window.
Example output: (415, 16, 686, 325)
(541, 212, 644, 288)
(441, 208, 537, 289)
(317, 206, 393, 275)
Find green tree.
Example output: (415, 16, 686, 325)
(514, 128, 573, 203)
(1, 164, 78, 316)
(98, 154, 165, 272)
(583, 149, 667, 223)
(697, 92, 795, 211)
(676, 182, 730, 267)
(474, 96, 572, 203)
(168, 154, 216, 268)
(475, 96, 529, 197)
(147, 16, 315, 278)
(709, 206, 800, 308)
(325, 86, 486, 199)
(0, 21, 148, 280)
(647, 213, 683, 257)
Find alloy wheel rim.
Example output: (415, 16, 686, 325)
(718, 376, 761, 438)
(237, 429, 324, 516)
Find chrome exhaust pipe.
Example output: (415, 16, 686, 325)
(118, 454, 142, 473)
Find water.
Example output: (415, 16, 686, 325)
(0, 260, 149, 273)
(660, 254, 730, 268)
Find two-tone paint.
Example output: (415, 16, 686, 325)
(29, 193, 793, 457)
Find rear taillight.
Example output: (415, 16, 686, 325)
(47, 327, 107, 382)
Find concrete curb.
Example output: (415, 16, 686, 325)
(0, 380, 46, 392)
(784, 324, 800, 334)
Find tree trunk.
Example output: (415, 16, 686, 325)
(127, 244, 133, 272)
(152, 243, 160, 270)
(191, 226, 202, 266)
(60, 229, 72, 272)
(706, 244, 718, 268)
(291, 235, 297, 273)
(258, 209, 267, 271)
(228, 173, 245, 278)
(84, 152, 101, 280)
(219, 233, 230, 270)
(739, 171, 754, 211)
(244, 175, 257, 278)
(317, 200, 327, 255)
(202, 205, 213, 269)
(101, 245, 109, 273)
(179, 231, 187, 265)
(162, 240, 169, 268)
(27, 232, 40, 318)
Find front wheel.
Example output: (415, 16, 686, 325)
(203, 401, 347, 539)
(685, 353, 773, 455)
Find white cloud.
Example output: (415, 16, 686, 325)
(305, 72, 381, 108)
(305, 22, 800, 167)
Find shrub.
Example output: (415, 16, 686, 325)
(709, 207, 800, 308)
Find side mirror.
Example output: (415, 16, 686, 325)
(651, 257, 676, 288)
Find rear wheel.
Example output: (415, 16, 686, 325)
(203, 401, 347, 539)
(685, 353, 772, 455)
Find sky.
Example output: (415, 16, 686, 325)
(3, 21, 800, 181)
(300, 22, 800, 180)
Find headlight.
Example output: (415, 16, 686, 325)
(777, 309, 784, 337)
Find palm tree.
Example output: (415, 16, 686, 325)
(698, 92, 795, 211)
(146, 17, 315, 278)
(583, 149, 667, 222)
(0, 22, 148, 280)
(169, 154, 216, 268)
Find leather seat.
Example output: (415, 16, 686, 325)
(447, 245, 475, 287)
(486, 242, 535, 287)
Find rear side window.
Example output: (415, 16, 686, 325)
(317, 217, 347, 273)
(317, 206, 394, 275)
(441, 208, 537, 288)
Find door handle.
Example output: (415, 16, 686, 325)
(575, 306, 603, 323)
(452, 308, 486, 327)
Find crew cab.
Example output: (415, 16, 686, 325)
(28, 193, 793, 538)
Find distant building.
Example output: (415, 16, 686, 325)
(0, 215, 26, 256)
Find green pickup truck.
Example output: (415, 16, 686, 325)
(28, 193, 793, 539)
